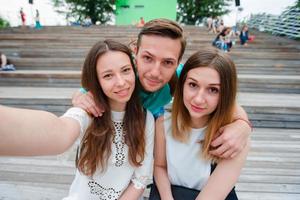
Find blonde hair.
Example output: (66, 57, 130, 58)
(172, 48, 237, 160)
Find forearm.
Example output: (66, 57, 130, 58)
(118, 182, 144, 200)
(197, 140, 250, 200)
(233, 104, 248, 120)
(154, 166, 174, 200)
(0, 105, 78, 156)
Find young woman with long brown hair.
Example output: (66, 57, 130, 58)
(0, 40, 154, 199)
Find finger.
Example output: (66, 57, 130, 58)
(86, 104, 100, 117)
(220, 148, 235, 159)
(79, 98, 99, 117)
(86, 92, 103, 115)
(230, 151, 239, 159)
(209, 143, 228, 157)
(211, 133, 224, 147)
(81, 94, 101, 116)
(212, 129, 222, 141)
(76, 103, 89, 115)
(72, 90, 83, 105)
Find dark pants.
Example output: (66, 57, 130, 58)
(149, 164, 238, 200)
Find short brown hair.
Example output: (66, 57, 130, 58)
(137, 18, 186, 62)
(172, 48, 237, 160)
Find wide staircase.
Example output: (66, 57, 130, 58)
(0, 25, 299, 200)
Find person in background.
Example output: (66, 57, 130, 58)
(240, 25, 255, 46)
(212, 27, 233, 52)
(151, 48, 250, 200)
(0, 52, 16, 71)
(20, 8, 26, 27)
(217, 19, 225, 33)
(35, 9, 42, 29)
(137, 17, 145, 28)
(82, 16, 92, 27)
(206, 16, 213, 32)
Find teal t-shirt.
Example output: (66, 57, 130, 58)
(139, 84, 172, 118)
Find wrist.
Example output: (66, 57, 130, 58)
(79, 87, 88, 94)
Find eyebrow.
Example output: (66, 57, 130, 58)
(142, 50, 177, 62)
(187, 77, 220, 85)
(101, 64, 131, 74)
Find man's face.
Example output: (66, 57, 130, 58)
(135, 35, 181, 92)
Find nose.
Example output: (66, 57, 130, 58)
(194, 89, 206, 104)
(115, 74, 125, 87)
(149, 62, 161, 78)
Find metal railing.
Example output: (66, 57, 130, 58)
(247, 7, 300, 39)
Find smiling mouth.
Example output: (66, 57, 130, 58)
(191, 104, 206, 112)
(115, 88, 130, 97)
(146, 78, 161, 86)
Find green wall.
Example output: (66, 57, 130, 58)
(115, 0, 177, 25)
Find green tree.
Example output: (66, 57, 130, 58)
(293, 0, 300, 8)
(52, 0, 115, 24)
(177, 0, 232, 25)
(0, 16, 10, 28)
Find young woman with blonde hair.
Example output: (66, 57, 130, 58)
(151, 48, 250, 200)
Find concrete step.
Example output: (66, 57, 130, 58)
(2, 48, 299, 60)
(1, 71, 299, 94)
(0, 128, 299, 200)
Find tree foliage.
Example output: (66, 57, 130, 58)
(177, 0, 232, 25)
(293, 0, 300, 8)
(0, 16, 10, 28)
(52, 0, 115, 24)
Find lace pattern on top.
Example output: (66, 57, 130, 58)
(88, 180, 121, 200)
(113, 121, 126, 167)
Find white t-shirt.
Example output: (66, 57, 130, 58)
(62, 107, 155, 200)
(164, 112, 211, 190)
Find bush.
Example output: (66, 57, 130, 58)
(0, 17, 10, 28)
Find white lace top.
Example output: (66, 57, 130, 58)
(62, 107, 155, 200)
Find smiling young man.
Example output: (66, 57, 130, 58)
(72, 18, 251, 158)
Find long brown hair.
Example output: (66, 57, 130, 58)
(78, 40, 146, 176)
(172, 48, 237, 160)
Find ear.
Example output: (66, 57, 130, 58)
(132, 45, 137, 55)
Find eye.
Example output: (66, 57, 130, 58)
(103, 73, 112, 79)
(188, 82, 198, 88)
(209, 87, 219, 94)
(163, 60, 174, 67)
(143, 55, 152, 62)
(122, 67, 132, 73)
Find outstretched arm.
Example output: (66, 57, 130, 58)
(210, 104, 251, 158)
(196, 139, 250, 200)
(0, 105, 80, 156)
